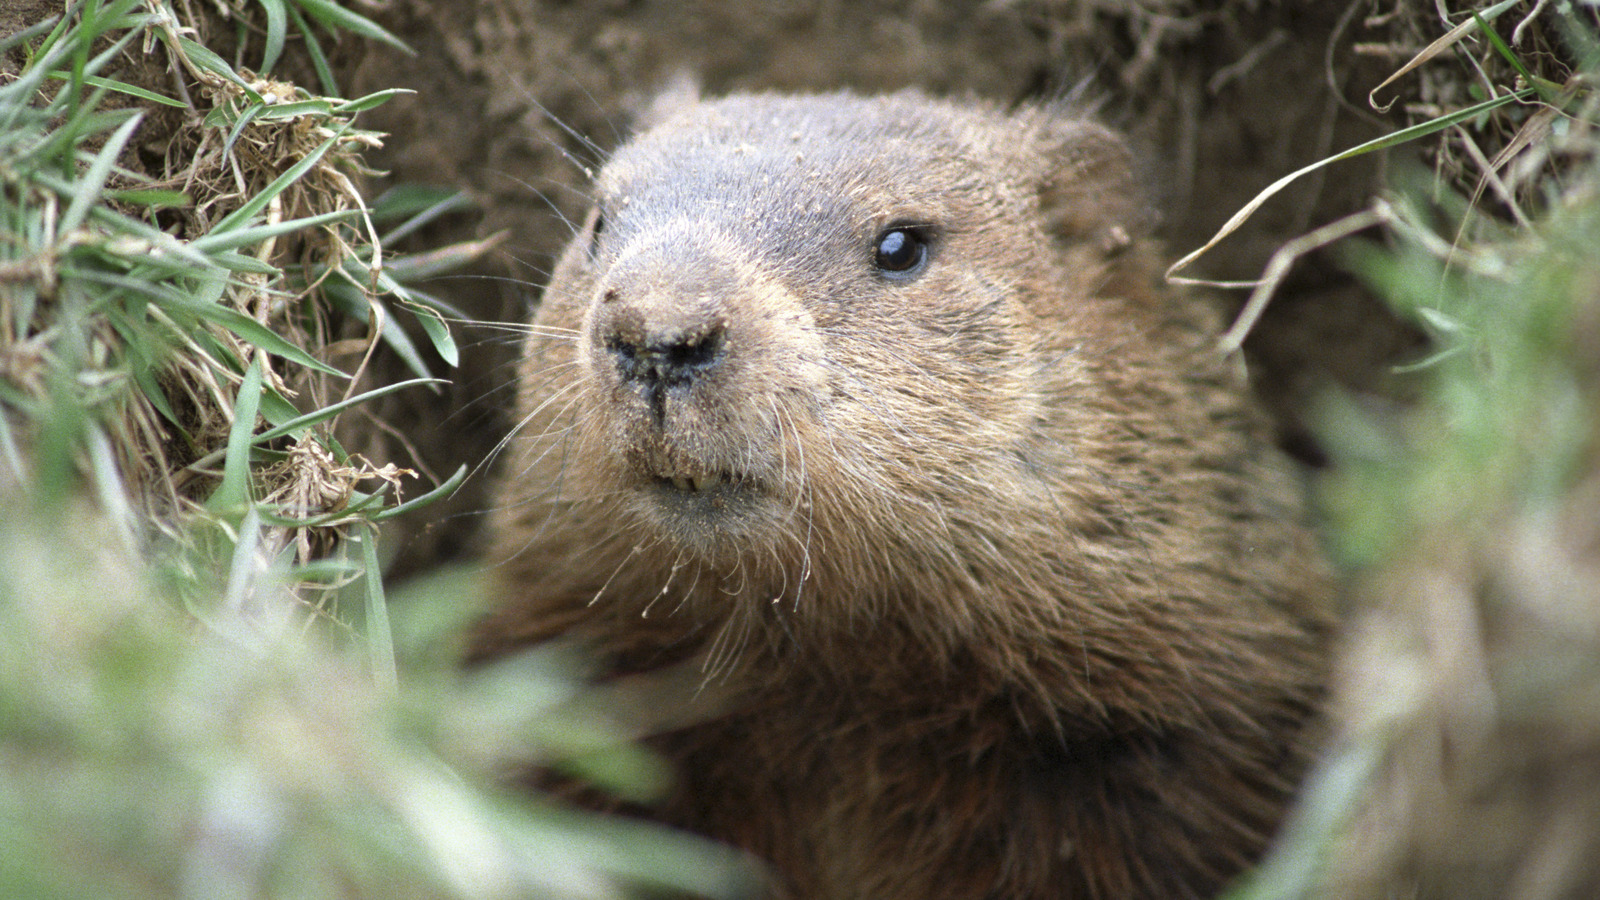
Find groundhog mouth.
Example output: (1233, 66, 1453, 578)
(656, 472, 727, 493)
(634, 461, 783, 529)
(646, 467, 773, 505)
(608, 416, 787, 537)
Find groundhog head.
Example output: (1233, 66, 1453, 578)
(511, 91, 1167, 613)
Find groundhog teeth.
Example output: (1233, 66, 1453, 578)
(666, 474, 725, 492)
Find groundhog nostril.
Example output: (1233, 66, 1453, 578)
(663, 328, 722, 371)
(605, 323, 725, 389)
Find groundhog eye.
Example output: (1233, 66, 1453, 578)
(587, 206, 606, 249)
(874, 226, 929, 275)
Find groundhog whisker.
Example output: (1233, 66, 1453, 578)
(423, 270, 553, 294)
(504, 78, 611, 172)
(497, 251, 562, 285)
(586, 539, 648, 608)
(772, 400, 817, 611)
(479, 419, 584, 523)
(669, 555, 702, 619)
(639, 550, 685, 620)
(498, 366, 581, 438)
(435, 317, 580, 341)
(486, 171, 590, 241)
(485, 377, 583, 482)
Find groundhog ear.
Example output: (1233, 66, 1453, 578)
(1034, 120, 1147, 256)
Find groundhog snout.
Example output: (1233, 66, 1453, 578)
(588, 246, 746, 412)
(598, 303, 727, 393)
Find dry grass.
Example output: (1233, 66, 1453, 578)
(1221, 3, 1600, 898)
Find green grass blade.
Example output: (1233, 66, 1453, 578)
(45, 72, 187, 108)
(1365, 0, 1523, 112)
(294, 0, 414, 55)
(91, 0, 148, 30)
(251, 377, 446, 443)
(258, 387, 303, 428)
(130, 360, 182, 428)
(1169, 87, 1535, 280)
(0, 11, 60, 55)
(285, 2, 337, 94)
(207, 250, 283, 274)
(258, 0, 288, 71)
(330, 88, 414, 114)
(176, 36, 258, 93)
(0, 15, 77, 121)
(190, 207, 359, 254)
(71, 206, 213, 268)
(380, 235, 501, 281)
(26, 88, 116, 170)
(77, 18, 145, 81)
(209, 127, 347, 234)
(1473, 12, 1535, 86)
(182, 299, 348, 377)
(59, 110, 143, 234)
(105, 188, 191, 208)
(96, 269, 342, 377)
(369, 464, 467, 521)
(1328, 86, 1535, 159)
(208, 355, 266, 510)
(221, 102, 265, 164)
(377, 190, 475, 243)
(406, 300, 459, 367)
(222, 505, 267, 614)
(84, 425, 138, 551)
(358, 526, 398, 691)
(368, 184, 465, 224)
(322, 278, 434, 379)
(253, 99, 334, 120)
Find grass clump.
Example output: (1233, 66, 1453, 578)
(0, 3, 755, 898)
(0, 501, 754, 900)
(1224, 4, 1600, 899)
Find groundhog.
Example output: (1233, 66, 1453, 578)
(473, 90, 1334, 900)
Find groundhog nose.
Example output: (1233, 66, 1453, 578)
(592, 238, 743, 398)
(601, 301, 727, 390)
(593, 274, 732, 394)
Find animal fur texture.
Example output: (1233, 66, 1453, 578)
(475, 91, 1333, 900)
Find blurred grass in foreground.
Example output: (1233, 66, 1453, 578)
(0, 3, 755, 898)
(1228, 5, 1600, 899)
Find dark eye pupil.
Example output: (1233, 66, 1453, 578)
(875, 228, 925, 273)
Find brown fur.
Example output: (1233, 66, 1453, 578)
(474, 91, 1333, 900)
